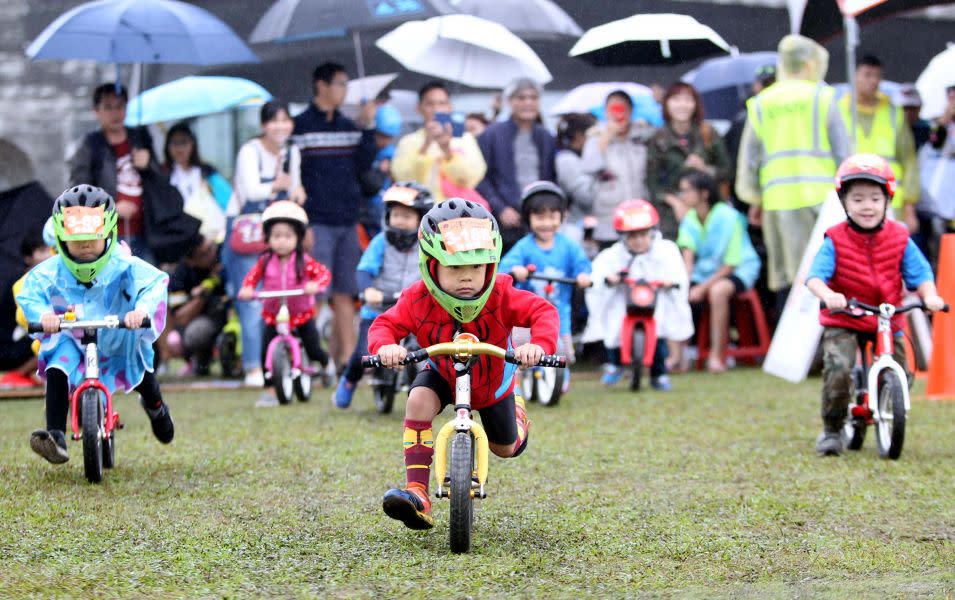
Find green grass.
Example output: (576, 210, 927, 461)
(1, 369, 954, 598)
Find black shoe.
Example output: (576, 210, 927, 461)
(142, 400, 175, 444)
(382, 485, 434, 530)
(816, 431, 843, 456)
(30, 429, 69, 464)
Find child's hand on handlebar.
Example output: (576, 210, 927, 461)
(237, 286, 254, 301)
(40, 312, 60, 334)
(513, 343, 544, 366)
(576, 273, 592, 288)
(823, 291, 847, 310)
(923, 294, 946, 312)
(378, 344, 408, 368)
(304, 281, 322, 295)
(510, 266, 529, 282)
(363, 287, 384, 305)
(124, 309, 148, 329)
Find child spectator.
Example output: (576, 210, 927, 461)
(17, 185, 173, 464)
(358, 105, 403, 241)
(677, 169, 761, 373)
(500, 181, 592, 369)
(584, 200, 693, 391)
(807, 155, 944, 456)
(238, 201, 331, 407)
(369, 200, 558, 530)
(334, 182, 433, 408)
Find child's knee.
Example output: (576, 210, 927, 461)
(489, 440, 517, 458)
(405, 386, 440, 419)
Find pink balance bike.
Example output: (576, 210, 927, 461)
(829, 298, 948, 460)
(28, 309, 151, 483)
(256, 289, 316, 405)
(608, 273, 678, 391)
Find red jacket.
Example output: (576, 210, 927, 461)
(819, 220, 908, 333)
(368, 275, 559, 409)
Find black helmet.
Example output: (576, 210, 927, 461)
(383, 182, 435, 251)
(519, 180, 568, 228)
(51, 185, 119, 284)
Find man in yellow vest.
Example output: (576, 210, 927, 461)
(839, 54, 920, 232)
(736, 35, 849, 300)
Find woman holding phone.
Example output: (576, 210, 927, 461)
(580, 90, 655, 248)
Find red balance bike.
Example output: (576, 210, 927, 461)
(829, 298, 948, 459)
(256, 289, 317, 405)
(608, 273, 678, 391)
(28, 309, 151, 483)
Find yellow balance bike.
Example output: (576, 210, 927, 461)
(364, 332, 565, 553)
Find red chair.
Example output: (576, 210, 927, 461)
(696, 288, 771, 369)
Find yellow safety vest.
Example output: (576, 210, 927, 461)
(838, 94, 906, 208)
(747, 80, 837, 211)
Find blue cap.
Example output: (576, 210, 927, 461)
(375, 105, 402, 137)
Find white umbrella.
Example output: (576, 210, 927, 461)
(916, 44, 955, 120)
(549, 82, 652, 116)
(447, 0, 582, 40)
(569, 13, 731, 66)
(344, 72, 398, 105)
(375, 14, 552, 89)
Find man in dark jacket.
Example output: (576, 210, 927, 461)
(68, 82, 164, 263)
(293, 62, 377, 368)
(476, 78, 557, 249)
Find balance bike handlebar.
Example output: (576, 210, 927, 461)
(358, 291, 403, 309)
(605, 274, 680, 290)
(518, 265, 591, 287)
(819, 298, 950, 315)
(361, 341, 566, 369)
(29, 314, 152, 334)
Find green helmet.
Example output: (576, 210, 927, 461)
(51, 185, 119, 283)
(418, 198, 502, 323)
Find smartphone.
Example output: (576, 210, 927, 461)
(434, 112, 465, 137)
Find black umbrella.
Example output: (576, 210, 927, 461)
(249, 0, 456, 77)
(791, 0, 954, 41)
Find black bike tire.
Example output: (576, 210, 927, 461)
(537, 367, 562, 407)
(630, 328, 645, 392)
(844, 417, 867, 451)
(219, 332, 241, 378)
(449, 432, 474, 554)
(522, 369, 537, 403)
(272, 343, 294, 405)
(81, 389, 104, 483)
(876, 370, 906, 460)
(373, 368, 397, 414)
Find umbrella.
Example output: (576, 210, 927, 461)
(447, 0, 582, 40)
(788, 0, 954, 41)
(343, 73, 398, 106)
(249, 0, 455, 78)
(375, 14, 552, 89)
(916, 44, 955, 120)
(569, 13, 731, 67)
(549, 81, 652, 114)
(26, 0, 258, 65)
(124, 76, 272, 126)
(681, 52, 778, 95)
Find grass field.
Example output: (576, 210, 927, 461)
(1, 368, 953, 598)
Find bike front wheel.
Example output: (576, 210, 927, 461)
(630, 328, 645, 392)
(875, 369, 905, 459)
(448, 431, 474, 554)
(81, 389, 104, 483)
(271, 343, 294, 405)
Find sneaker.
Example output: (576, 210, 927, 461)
(243, 370, 265, 388)
(30, 429, 69, 464)
(601, 363, 623, 387)
(141, 400, 175, 444)
(382, 482, 434, 530)
(332, 376, 355, 409)
(254, 393, 279, 408)
(815, 431, 843, 456)
(651, 375, 672, 391)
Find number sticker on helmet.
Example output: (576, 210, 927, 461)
(62, 206, 105, 236)
(439, 218, 494, 253)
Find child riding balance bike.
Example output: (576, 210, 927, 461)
(367, 200, 560, 548)
(807, 154, 945, 457)
(18, 185, 173, 471)
(501, 181, 592, 403)
(239, 201, 331, 407)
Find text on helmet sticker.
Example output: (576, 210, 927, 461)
(382, 186, 418, 206)
(619, 211, 652, 231)
(62, 206, 105, 236)
(439, 218, 494, 253)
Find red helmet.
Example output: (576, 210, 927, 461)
(835, 154, 896, 200)
(613, 199, 659, 232)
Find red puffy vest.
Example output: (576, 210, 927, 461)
(819, 220, 909, 332)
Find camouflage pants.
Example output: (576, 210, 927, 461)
(820, 327, 911, 431)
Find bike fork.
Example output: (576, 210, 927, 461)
(433, 371, 490, 499)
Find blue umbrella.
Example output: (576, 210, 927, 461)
(26, 0, 258, 65)
(125, 76, 272, 126)
(681, 51, 777, 94)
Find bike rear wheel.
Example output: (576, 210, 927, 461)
(521, 369, 537, 403)
(81, 389, 104, 483)
(271, 343, 294, 405)
(373, 368, 397, 414)
(218, 331, 242, 378)
(875, 370, 905, 459)
(536, 367, 562, 407)
(449, 431, 474, 554)
(630, 328, 645, 392)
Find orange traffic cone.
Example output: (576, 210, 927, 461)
(926, 234, 955, 399)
